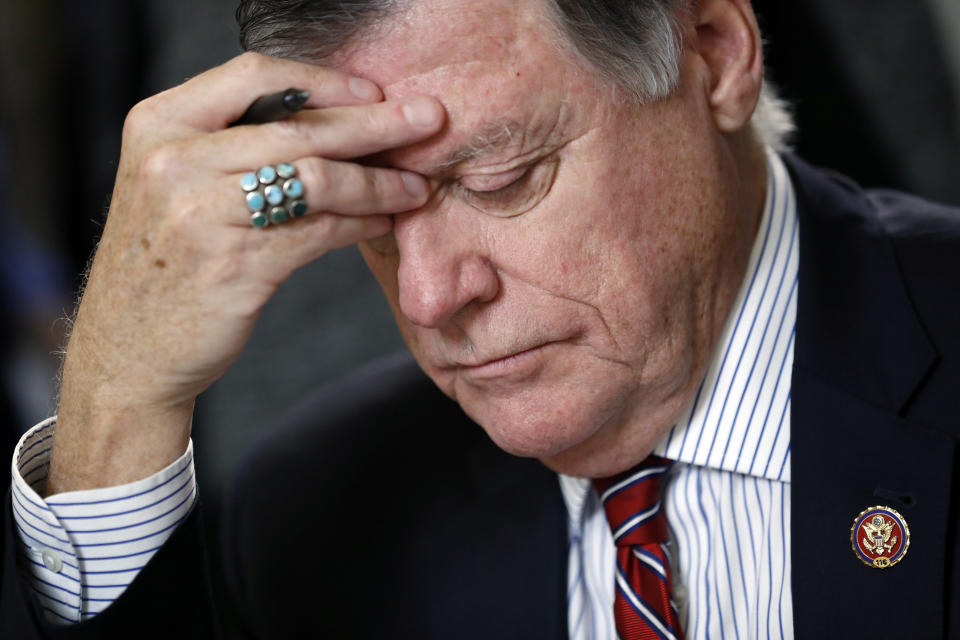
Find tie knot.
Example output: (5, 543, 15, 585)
(593, 455, 672, 547)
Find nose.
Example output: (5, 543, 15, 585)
(393, 209, 500, 328)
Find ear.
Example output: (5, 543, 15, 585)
(693, 0, 763, 133)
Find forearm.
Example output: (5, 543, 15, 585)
(46, 333, 193, 495)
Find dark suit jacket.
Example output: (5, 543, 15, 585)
(2, 156, 959, 638)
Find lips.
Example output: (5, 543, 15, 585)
(425, 323, 582, 382)
(453, 341, 559, 381)
(458, 343, 549, 369)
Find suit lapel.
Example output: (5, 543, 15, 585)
(787, 156, 955, 638)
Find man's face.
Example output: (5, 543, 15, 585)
(340, 0, 756, 477)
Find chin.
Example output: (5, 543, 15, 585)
(455, 376, 684, 479)
(452, 371, 633, 467)
(415, 342, 672, 477)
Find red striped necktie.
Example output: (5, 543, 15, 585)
(593, 456, 683, 640)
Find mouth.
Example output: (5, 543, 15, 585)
(456, 342, 558, 380)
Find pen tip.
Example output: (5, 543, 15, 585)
(283, 88, 310, 110)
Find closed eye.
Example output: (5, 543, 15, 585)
(455, 157, 558, 217)
(459, 166, 529, 193)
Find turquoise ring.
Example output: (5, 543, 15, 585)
(241, 163, 305, 228)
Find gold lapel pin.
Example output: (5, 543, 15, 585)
(850, 505, 910, 569)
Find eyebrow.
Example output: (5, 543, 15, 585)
(427, 119, 525, 174)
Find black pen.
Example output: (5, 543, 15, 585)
(229, 88, 310, 126)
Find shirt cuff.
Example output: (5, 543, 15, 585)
(11, 417, 197, 625)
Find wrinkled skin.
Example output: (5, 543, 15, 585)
(48, 0, 765, 492)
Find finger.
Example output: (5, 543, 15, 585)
(141, 52, 384, 130)
(256, 212, 395, 269)
(218, 158, 431, 226)
(192, 95, 445, 170)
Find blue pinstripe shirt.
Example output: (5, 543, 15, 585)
(561, 148, 797, 640)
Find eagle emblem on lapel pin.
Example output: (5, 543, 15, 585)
(850, 506, 910, 568)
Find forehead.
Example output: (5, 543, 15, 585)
(342, 0, 537, 79)
(332, 0, 595, 170)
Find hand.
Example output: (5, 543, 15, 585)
(47, 52, 445, 494)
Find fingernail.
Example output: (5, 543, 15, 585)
(401, 171, 428, 198)
(349, 77, 381, 101)
(402, 96, 440, 128)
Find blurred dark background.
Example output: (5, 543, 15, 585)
(1, 0, 958, 541)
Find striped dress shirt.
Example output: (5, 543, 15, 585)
(12, 148, 796, 633)
(561, 148, 798, 640)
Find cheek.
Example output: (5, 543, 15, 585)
(487, 136, 717, 372)
(497, 220, 596, 299)
(486, 153, 671, 323)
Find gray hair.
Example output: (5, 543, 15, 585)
(237, 0, 793, 150)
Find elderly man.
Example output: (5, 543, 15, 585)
(4, 0, 959, 638)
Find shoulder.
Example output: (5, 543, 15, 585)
(784, 153, 960, 297)
(220, 353, 471, 631)
(785, 153, 960, 241)
(785, 154, 960, 432)
(218, 352, 561, 635)
(237, 351, 472, 468)
(225, 351, 494, 517)
(868, 188, 960, 240)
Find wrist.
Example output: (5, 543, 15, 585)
(47, 383, 194, 495)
